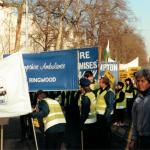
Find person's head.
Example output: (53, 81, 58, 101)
(79, 78, 91, 93)
(117, 81, 124, 90)
(84, 70, 94, 83)
(125, 78, 132, 86)
(135, 69, 150, 92)
(99, 76, 110, 89)
(36, 90, 47, 101)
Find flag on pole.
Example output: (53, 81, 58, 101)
(106, 40, 110, 55)
(104, 40, 110, 62)
(104, 48, 107, 62)
(0, 53, 32, 117)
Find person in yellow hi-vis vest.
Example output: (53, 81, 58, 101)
(96, 76, 115, 149)
(114, 81, 126, 126)
(32, 90, 66, 150)
(79, 78, 97, 150)
(125, 78, 137, 120)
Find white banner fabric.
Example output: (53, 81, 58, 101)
(0, 53, 32, 117)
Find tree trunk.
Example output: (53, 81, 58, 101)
(56, 0, 71, 50)
(56, 17, 63, 50)
(14, 1, 26, 52)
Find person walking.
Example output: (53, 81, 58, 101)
(129, 69, 150, 150)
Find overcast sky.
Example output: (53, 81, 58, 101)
(128, 0, 150, 56)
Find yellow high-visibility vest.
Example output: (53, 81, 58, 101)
(125, 86, 133, 98)
(96, 88, 113, 115)
(90, 81, 99, 90)
(78, 92, 97, 124)
(84, 92, 97, 124)
(43, 98, 66, 132)
(116, 90, 126, 109)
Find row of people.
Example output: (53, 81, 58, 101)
(19, 68, 150, 150)
(27, 75, 114, 149)
(114, 79, 137, 126)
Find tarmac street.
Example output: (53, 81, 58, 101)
(0, 117, 131, 150)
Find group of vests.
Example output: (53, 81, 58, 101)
(81, 86, 134, 124)
(33, 84, 136, 131)
(78, 88, 114, 125)
(33, 88, 112, 130)
(116, 84, 137, 110)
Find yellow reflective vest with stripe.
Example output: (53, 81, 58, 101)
(43, 98, 66, 132)
(96, 88, 114, 115)
(90, 81, 99, 91)
(125, 85, 133, 98)
(116, 90, 126, 109)
(79, 92, 97, 124)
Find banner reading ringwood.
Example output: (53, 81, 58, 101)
(23, 50, 78, 91)
(79, 47, 98, 80)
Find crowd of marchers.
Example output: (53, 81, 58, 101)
(19, 69, 150, 150)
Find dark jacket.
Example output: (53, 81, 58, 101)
(80, 94, 91, 127)
(131, 88, 150, 140)
(32, 99, 65, 134)
(96, 86, 115, 123)
(102, 86, 115, 119)
(115, 90, 125, 103)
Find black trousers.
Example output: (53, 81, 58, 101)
(20, 114, 33, 140)
(83, 123, 97, 150)
(127, 98, 134, 119)
(45, 131, 64, 150)
(96, 114, 112, 149)
(138, 136, 150, 150)
(65, 123, 81, 150)
(115, 109, 126, 123)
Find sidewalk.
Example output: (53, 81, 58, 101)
(2, 117, 35, 150)
(111, 119, 132, 150)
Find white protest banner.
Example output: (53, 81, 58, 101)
(0, 53, 32, 117)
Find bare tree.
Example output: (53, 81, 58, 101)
(24, 0, 148, 65)
(0, 0, 26, 53)
(30, 0, 73, 51)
